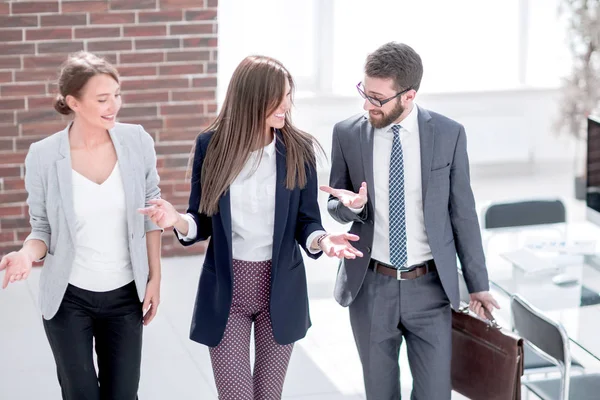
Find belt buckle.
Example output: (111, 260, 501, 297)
(396, 262, 409, 281)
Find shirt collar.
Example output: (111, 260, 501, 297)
(375, 103, 419, 135)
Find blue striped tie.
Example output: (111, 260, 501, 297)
(389, 124, 408, 269)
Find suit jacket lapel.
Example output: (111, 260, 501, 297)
(272, 130, 290, 272)
(108, 127, 135, 238)
(360, 117, 376, 210)
(418, 106, 435, 204)
(55, 124, 78, 245)
(218, 189, 233, 260)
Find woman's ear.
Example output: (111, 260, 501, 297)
(65, 95, 78, 112)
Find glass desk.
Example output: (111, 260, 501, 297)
(484, 222, 600, 361)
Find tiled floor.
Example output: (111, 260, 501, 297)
(0, 159, 586, 399)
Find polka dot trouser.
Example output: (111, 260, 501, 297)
(209, 259, 294, 400)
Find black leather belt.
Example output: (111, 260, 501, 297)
(368, 259, 436, 280)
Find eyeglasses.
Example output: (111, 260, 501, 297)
(356, 82, 412, 107)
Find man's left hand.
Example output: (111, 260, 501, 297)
(469, 291, 500, 320)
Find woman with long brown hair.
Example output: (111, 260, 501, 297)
(138, 55, 362, 399)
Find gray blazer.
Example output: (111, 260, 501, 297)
(327, 106, 489, 310)
(24, 122, 161, 319)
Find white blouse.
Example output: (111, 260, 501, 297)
(68, 162, 134, 291)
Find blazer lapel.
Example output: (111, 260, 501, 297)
(217, 189, 233, 262)
(418, 106, 435, 203)
(360, 117, 376, 210)
(55, 125, 78, 245)
(108, 127, 136, 238)
(272, 130, 290, 273)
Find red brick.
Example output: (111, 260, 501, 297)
(0, 152, 27, 164)
(160, 154, 193, 167)
(75, 27, 121, 39)
(26, 28, 72, 41)
(207, 62, 217, 73)
(116, 65, 157, 77)
(0, 43, 35, 56)
(160, 0, 204, 8)
(0, 231, 16, 242)
(171, 89, 215, 101)
(164, 116, 210, 129)
(15, 69, 57, 83)
(2, 178, 25, 191)
(0, 192, 27, 205)
(16, 136, 47, 151)
(38, 41, 84, 54)
(160, 103, 203, 116)
(135, 38, 180, 51)
(16, 231, 30, 242)
(183, 37, 217, 48)
(207, 0, 218, 7)
(0, 16, 38, 28)
(138, 10, 183, 23)
(166, 51, 210, 62)
(41, 14, 87, 27)
(0, 30, 23, 42)
(119, 52, 164, 64)
(0, 137, 15, 151)
(1, 84, 46, 97)
(192, 77, 217, 88)
(158, 131, 201, 144)
(185, 9, 217, 21)
(23, 54, 66, 69)
(0, 125, 19, 138)
(17, 109, 59, 124)
(27, 96, 54, 109)
(0, 99, 25, 110)
(206, 103, 217, 114)
(0, 166, 20, 178)
(0, 4, 9, 14)
(0, 71, 13, 84)
(21, 122, 65, 137)
(0, 217, 29, 230)
(159, 64, 204, 75)
(170, 23, 215, 36)
(90, 12, 135, 25)
(110, 0, 156, 11)
(124, 25, 167, 37)
(118, 106, 157, 118)
(88, 40, 132, 52)
(0, 57, 22, 70)
(122, 78, 188, 91)
(156, 167, 188, 179)
(62, 1, 108, 13)
(123, 91, 169, 104)
(11, 1, 59, 14)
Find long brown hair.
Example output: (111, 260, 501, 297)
(196, 55, 321, 216)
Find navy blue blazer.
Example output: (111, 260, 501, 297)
(178, 130, 325, 346)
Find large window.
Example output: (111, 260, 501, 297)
(219, 0, 570, 97)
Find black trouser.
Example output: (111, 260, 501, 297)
(43, 281, 143, 400)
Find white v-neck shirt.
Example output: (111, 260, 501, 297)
(68, 161, 134, 292)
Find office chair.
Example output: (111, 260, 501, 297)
(511, 294, 600, 400)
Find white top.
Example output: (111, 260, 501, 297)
(178, 136, 323, 261)
(69, 161, 134, 291)
(362, 105, 433, 266)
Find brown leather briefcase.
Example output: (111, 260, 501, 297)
(451, 309, 524, 400)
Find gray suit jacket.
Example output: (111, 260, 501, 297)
(328, 106, 489, 310)
(24, 122, 161, 319)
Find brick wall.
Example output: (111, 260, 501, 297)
(0, 0, 217, 258)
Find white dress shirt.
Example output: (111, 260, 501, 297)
(361, 105, 433, 266)
(178, 136, 323, 261)
(69, 161, 134, 291)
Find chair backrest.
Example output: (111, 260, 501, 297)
(510, 294, 569, 366)
(483, 199, 566, 229)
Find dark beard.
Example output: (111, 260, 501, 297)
(369, 100, 405, 129)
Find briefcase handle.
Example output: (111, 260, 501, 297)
(457, 304, 501, 329)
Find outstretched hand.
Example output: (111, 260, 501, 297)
(319, 233, 363, 259)
(319, 182, 368, 209)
